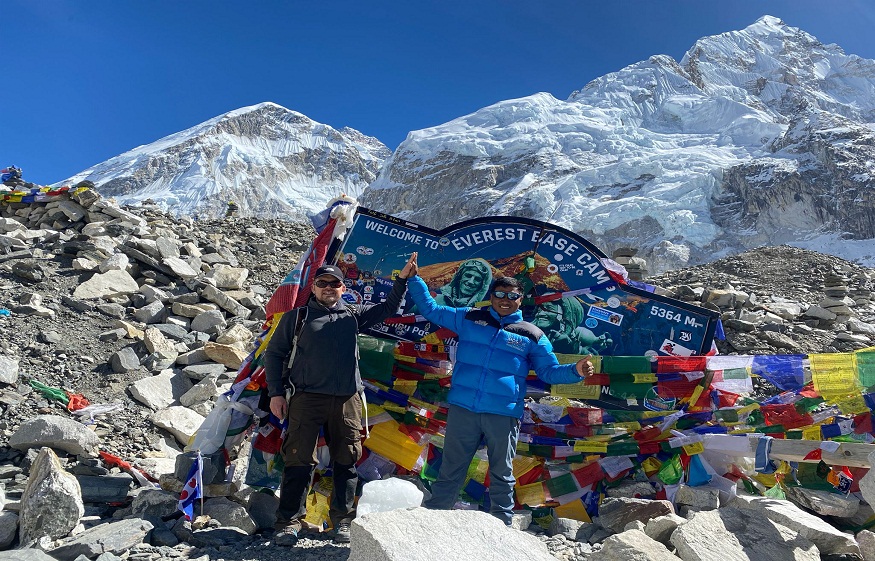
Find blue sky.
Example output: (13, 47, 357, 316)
(4, 0, 875, 185)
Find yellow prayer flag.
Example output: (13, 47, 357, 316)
(810, 353, 860, 399)
(553, 500, 592, 523)
(407, 397, 439, 412)
(683, 442, 705, 455)
(303, 491, 330, 530)
(551, 380, 601, 399)
(423, 332, 443, 345)
(364, 419, 426, 471)
(641, 457, 662, 477)
(515, 481, 547, 507)
(633, 373, 658, 383)
(830, 392, 870, 415)
(392, 380, 418, 396)
(685, 385, 705, 406)
(572, 440, 608, 454)
(613, 422, 642, 432)
(801, 426, 822, 440)
(512, 456, 541, 479)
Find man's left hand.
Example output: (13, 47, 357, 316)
(575, 355, 594, 379)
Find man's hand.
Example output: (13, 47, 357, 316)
(270, 395, 288, 420)
(399, 252, 418, 279)
(575, 355, 594, 379)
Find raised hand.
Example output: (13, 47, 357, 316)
(399, 252, 418, 279)
(575, 355, 594, 379)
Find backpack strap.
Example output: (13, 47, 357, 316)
(284, 306, 309, 398)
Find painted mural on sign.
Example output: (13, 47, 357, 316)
(328, 208, 719, 357)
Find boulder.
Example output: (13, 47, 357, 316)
(129, 370, 192, 410)
(349, 508, 556, 561)
(595, 498, 675, 533)
(19, 448, 84, 543)
(48, 518, 153, 561)
(598, 529, 679, 561)
(203, 496, 257, 535)
(72, 269, 139, 299)
(150, 406, 205, 445)
(671, 507, 818, 561)
(10, 415, 100, 456)
(0, 511, 18, 548)
(0, 355, 20, 385)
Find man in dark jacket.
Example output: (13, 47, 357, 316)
(264, 257, 415, 545)
(404, 253, 594, 525)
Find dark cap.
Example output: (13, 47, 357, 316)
(314, 264, 344, 282)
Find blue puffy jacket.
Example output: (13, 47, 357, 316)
(407, 276, 581, 418)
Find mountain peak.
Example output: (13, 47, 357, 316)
(57, 104, 390, 219)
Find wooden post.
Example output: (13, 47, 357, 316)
(704, 434, 875, 469)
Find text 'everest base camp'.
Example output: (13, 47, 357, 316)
(2, 14, 875, 561)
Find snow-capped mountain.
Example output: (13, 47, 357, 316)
(58, 102, 391, 220)
(361, 16, 875, 273)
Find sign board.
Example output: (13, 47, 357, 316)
(329, 208, 718, 358)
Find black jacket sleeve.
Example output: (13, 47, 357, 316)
(355, 276, 408, 331)
(263, 310, 296, 398)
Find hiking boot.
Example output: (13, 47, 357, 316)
(274, 521, 301, 547)
(333, 522, 351, 543)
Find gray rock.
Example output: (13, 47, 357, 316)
(203, 496, 257, 535)
(162, 257, 199, 279)
(143, 327, 176, 354)
(596, 498, 675, 533)
(130, 489, 181, 520)
(644, 513, 687, 545)
(207, 265, 249, 289)
(860, 451, 875, 513)
(180, 376, 218, 407)
(10, 415, 100, 456)
(737, 496, 861, 556)
(48, 518, 153, 561)
(129, 370, 192, 410)
(0, 355, 20, 384)
(190, 309, 227, 333)
(784, 486, 860, 518)
(19, 448, 84, 543)
(598, 529, 680, 561)
(349, 508, 557, 561)
(72, 269, 139, 299)
(182, 363, 228, 380)
(150, 406, 205, 445)
(671, 507, 819, 561)
(246, 491, 279, 531)
(674, 485, 720, 511)
(857, 530, 875, 561)
(0, 510, 18, 548)
(548, 517, 587, 540)
(133, 299, 167, 324)
(0, 550, 57, 560)
(200, 285, 250, 318)
(110, 346, 140, 373)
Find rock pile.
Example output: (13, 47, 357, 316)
(0, 193, 873, 560)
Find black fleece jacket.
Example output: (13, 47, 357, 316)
(263, 276, 408, 398)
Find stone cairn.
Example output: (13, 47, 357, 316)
(612, 247, 648, 281)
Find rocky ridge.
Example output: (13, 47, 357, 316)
(0, 193, 873, 560)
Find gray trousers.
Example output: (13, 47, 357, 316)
(424, 404, 520, 525)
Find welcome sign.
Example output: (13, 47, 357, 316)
(328, 208, 719, 358)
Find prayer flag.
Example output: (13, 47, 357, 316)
(657, 454, 683, 485)
(178, 451, 203, 521)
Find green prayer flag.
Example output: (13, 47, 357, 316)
(30, 380, 69, 404)
(545, 473, 578, 498)
(657, 454, 683, 485)
(857, 351, 875, 389)
(764, 483, 786, 499)
(601, 356, 652, 374)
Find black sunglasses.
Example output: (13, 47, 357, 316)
(314, 279, 343, 288)
(492, 290, 522, 301)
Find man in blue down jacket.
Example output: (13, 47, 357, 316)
(405, 253, 594, 525)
